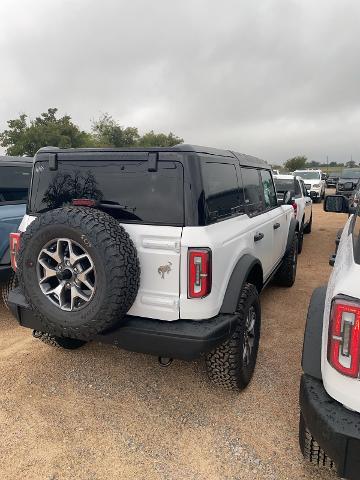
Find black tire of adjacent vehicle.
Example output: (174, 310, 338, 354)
(33, 330, 86, 350)
(205, 282, 261, 391)
(17, 207, 140, 340)
(299, 414, 335, 471)
(275, 233, 298, 287)
(303, 213, 312, 234)
(298, 223, 304, 254)
(1, 271, 18, 309)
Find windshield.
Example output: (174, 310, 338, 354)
(274, 179, 294, 192)
(294, 171, 320, 180)
(341, 169, 360, 179)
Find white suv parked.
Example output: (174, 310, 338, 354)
(274, 174, 312, 253)
(293, 169, 326, 203)
(300, 194, 360, 479)
(8, 145, 298, 391)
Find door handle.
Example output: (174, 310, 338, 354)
(273, 222, 280, 230)
(254, 232, 264, 242)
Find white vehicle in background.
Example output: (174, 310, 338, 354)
(299, 194, 360, 480)
(293, 169, 326, 203)
(274, 174, 312, 254)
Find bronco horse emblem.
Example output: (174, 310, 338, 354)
(158, 261, 172, 279)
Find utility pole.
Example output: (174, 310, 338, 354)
(326, 155, 329, 174)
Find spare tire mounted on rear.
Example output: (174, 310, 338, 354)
(18, 207, 140, 339)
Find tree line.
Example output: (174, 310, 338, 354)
(0, 108, 184, 157)
(273, 155, 359, 172)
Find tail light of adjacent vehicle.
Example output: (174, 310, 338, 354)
(291, 200, 298, 216)
(10, 232, 21, 272)
(188, 248, 212, 298)
(328, 298, 360, 378)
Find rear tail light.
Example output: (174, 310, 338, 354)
(10, 232, 21, 272)
(188, 248, 212, 298)
(291, 200, 298, 216)
(72, 198, 96, 207)
(328, 298, 360, 378)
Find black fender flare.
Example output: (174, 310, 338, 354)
(301, 285, 327, 380)
(220, 254, 263, 314)
(285, 217, 298, 254)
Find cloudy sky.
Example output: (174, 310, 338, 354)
(0, 0, 359, 164)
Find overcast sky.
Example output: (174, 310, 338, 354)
(0, 0, 359, 164)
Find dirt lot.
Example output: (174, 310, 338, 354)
(0, 200, 348, 480)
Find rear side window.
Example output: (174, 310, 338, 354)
(353, 208, 360, 264)
(30, 160, 184, 226)
(260, 170, 277, 208)
(241, 168, 263, 215)
(201, 161, 242, 223)
(0, 166, 31, 203)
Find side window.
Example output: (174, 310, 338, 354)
(241, 167, 264, 215)
(260, 170, 278, 209)
(201, 162, 241, 222)
(301, 181, 307, 197)
(295, 180, 301, 197)
(353, 208, 360, 264)
(0, 166, 31, 203)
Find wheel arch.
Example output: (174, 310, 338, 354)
(220, 254, 263, 314)
(286, 217, 298, 253)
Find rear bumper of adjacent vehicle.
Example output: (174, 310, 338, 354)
(300, 374, 360, 480)
(8, 287, 239, 360)
(0, 264, 12, 283)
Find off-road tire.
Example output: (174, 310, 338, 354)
(299, 414, 335, 471)
(303, 214, 312, 234)
(1, 271, 18, 309)
(205, 283, 261, 391)
(33, 330, 86, 349)
(298, 223, 304, 254)
(275, 233, 298, 287)
(17, 207, 140, 340)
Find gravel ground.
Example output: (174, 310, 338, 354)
(0, 199, 347, 480)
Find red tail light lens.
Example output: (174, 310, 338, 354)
(328, 298, 360, 378)
(188, 248, 212, 298)
(291, 200, 298, 216)
(72, 198, 96, 207)
(10, 232, 21, 272)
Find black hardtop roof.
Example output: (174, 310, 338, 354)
(0, 155, 33, 167)
(36, 144, 269, 169)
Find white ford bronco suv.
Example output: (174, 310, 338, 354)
(8, 145, 298, 391)
(300, 194, 360, 479)
(274, 174, 313, 254)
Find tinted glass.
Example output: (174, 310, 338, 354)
(30, 160, 184, 225)
(201, 162, 241, 222)
(0, 166, 31, 203)
(300, 180, 308, 197)
(341, 169, 360, 179)
(261, 170, 277, 208)
(274, 178, 295, 193)
(241, 168, 263, 214)
(353, 208, 360, 264)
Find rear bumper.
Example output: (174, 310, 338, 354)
(0, 264, 12, 283)
(8, 288, 239, 360)
(300, 374, 360, 479)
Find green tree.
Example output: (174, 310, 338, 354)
(0, 108, 92, 156)
(91, 114, 140, 147)
(284, 155, 307, 172)
(138, 130, 183, 147)
(346, 160, 356, 168)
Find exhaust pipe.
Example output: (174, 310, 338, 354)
(158, 357, 173, 367)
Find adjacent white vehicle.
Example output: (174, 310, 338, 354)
(293, 169, 326, 203)
(9, 145, 299, 391)
(274, 174, 312, 253)
(300, 194, 360, 479)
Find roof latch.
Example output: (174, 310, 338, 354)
(148, 152, 158, 172)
